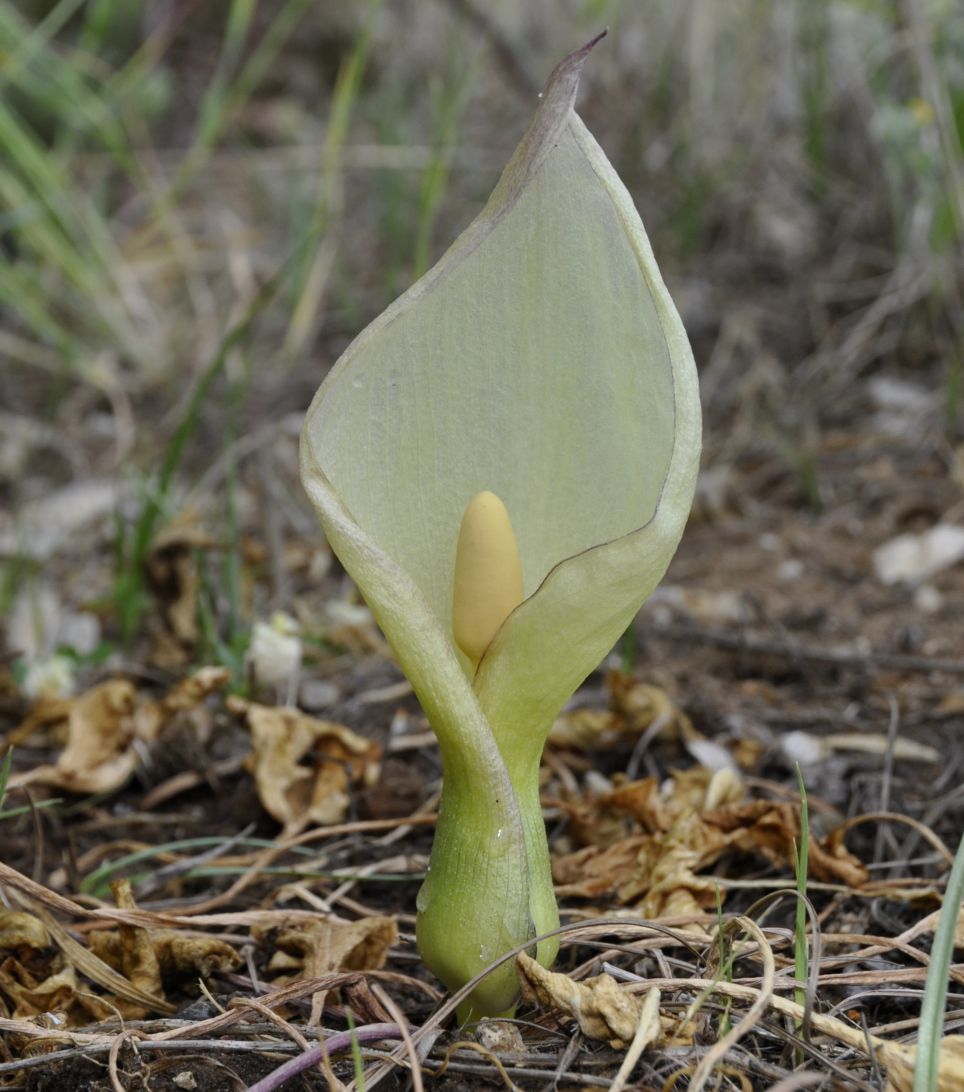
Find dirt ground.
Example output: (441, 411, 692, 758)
(2, 345, 962, 1089)
(1, 4, 963, 1089)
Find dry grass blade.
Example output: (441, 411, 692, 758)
(234, 996, 345, 1092)
(426, 1039, 523, 1091)
(609, 987, 661, 1092)
(370, 983, 424, 1092)
(108, 1028, 145, 1092)
(764, 1076, 827, 1091)
(687, 916, 776, 1090)
(835, 812, 956, 867)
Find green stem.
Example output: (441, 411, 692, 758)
(511, 753, 561, 971)
(415, 739, 558, 1022)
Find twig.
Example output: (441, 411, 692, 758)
(109, 1029, 145, 1092)
(874, 696, 900, 866)
(643, 621, 964, 675)
(244, 1023, 405, 1092)
(370, 984, 425, 1092)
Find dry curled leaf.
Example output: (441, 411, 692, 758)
(232, 697, 381, 833)
(0, 899, 173, 1024)
(89, 929, 241, 994)
(11, 679, 139, 794)
(86, 880, 164, 1019)
(706, 800, 868, 887)
(555, 767, 867, 916)
(0, 960, 78, 1019)
(548, 707, 622, 751)
(146, 517, 218, 658)
(9, 668, 229, 796)
(154, 934, 242, 983)
(548, 674, 693, 752)
(877, 1034, 964, 1091)
(0, 911, 50, 954)
(260, 914, 397, 1026)
(79, 879, 241, 1021)
(608, 673, 695, 740)
(0, 909, 71, 1020)
(265, 915, 397, 978)
(157, 665, 231, 713)
(517, 951, 660, 1050)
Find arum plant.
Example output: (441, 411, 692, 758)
(300, 34, 701, 1019)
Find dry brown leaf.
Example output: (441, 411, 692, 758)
(878, 1034, 964, 1091)
(4, 692, 73, 748)
(265, 915, 397, 978)
(0, 904, 161, 1024)
(90, 928, 241, 993)
(112, 880, 163, 1018)
(158, 666, 231, 714)
(11, 680, 139, 794)
(80, 879, 239, 1016)
(232, 698, 381, 833)
(260, 914, 396, 1026)
(0, 910, 72, 1019)
(548, 708, 622, 750)
(130, 665, 230, 749)
(562, 768, 732, 851)
(608, 674, 695, 740)
(0, 959, 78, 1018)
(44, 912, 174, 1016)
(9, 668, 230, 796)
(553, 837, 648, 899)
(549, 676, 693, 753)
(554, 768, 866, 911)
(153, 933, 242, 982)
(517, 951, 660, 1050)
(146, 518, 218, 654)
(706, 801, 868, 887)
(0, 911, 50, 953)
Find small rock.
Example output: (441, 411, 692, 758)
(781, 730, 829, 766)
(873, 524, 964, 584)
(913, 584, 943, 614)
(300, 679, 340, 709)
(475, 1018, 524, 1054)
(778, 558, 804, 581)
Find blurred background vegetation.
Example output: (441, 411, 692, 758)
(1, 0, 962, 680)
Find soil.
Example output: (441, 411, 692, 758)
(3, 370, 962, 1089)
(1, 9, 963, 1088)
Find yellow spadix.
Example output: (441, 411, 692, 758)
(452, 491, 524, 668)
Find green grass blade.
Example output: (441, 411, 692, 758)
(915, 830, 964, 1092)
(284, 4, 377, 354)
(794, 764, 810, 1005)
(116, 257, 289, 640)
(346, 1011, 366, 1091)
(412, 61, 476, 279)
(0, 748, 13, 812)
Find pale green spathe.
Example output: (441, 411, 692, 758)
(301, 36, 701, 1018)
